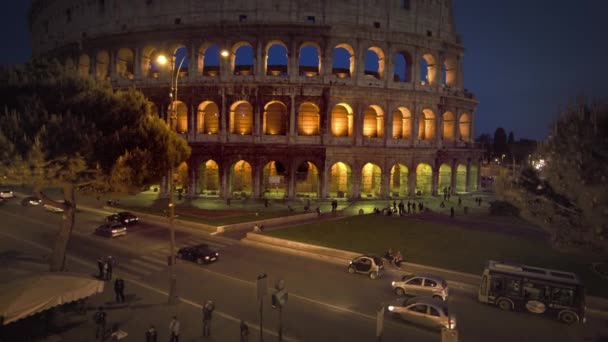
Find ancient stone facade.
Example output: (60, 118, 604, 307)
(30, 0, 482, 199)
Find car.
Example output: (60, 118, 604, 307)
(391, 273, 449, 301)
(106, 211, 139, 225)
(0, 190, 14, 199)
(177, 244, 219, 264)
(347, 255, 384, 280)
(44, 204, 65, 213)
(21, 196, 42, 206)
(95, 222, 127, 238)
(388, 296, 456, 330)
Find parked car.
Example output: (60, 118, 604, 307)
(347, 255, 384, 280)
(176, 244, 219, 264)
(388, 296, 456, 330)
(106, 211, 139, 225)
(95, 222, 127, 238)
(44, 204, 65, 213)
(391, 273, 449, 301)
(0, 190, 14, 199)
(21, 196, 42, 206)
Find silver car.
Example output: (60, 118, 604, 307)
(388, 296, 456, 330)
(391, 273, 449, 301)
(95, 222, 127, 238)
(347, 255, 384, 280)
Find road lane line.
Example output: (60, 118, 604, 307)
(130, 258, 164, 271)
(119, 262, 151, 275)
(140, 255, 168, 266)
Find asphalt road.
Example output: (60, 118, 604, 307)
(1, 198, 606, 342)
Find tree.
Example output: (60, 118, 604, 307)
(496, 100, 608, 250)
(0, 60, 191, 271)
(492, 127, 508, 159)
(507, 131, 515, 145)
(475, 133, 493, 162)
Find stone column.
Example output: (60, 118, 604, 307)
(350, 163, 361, 199)
(436, 53, 445, 86)
(384, 101, 392, 147)
(411, 102, 420, 146)
(189, 41, 199, 78)
(289, 39, 297, 79)
(476, 160, 482, 191)
(189, 161, 197, 197)
(380, 164, 391, 198)
(109, 50, 117, 80)
(354, 102, 363, 146)
(450, 159, 457, 194)
(220, 161, 230, 199)
(133, 47, 142, 80)
(256, 41, 263, 79)
(253, 161, 262, 199)
(320, 160, 330, 198)
(384, 44, 393, 88)
(289, 93, 296, 138)
(408, 165, 416, 196)
(465, 159, 471, 192)
(431, 163, 439, 196)
(287, 160, 297, 199)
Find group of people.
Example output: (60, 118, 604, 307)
(374, 200, 425, 216)
(384, 248, 405, 268)
(97, 256, 116, 281)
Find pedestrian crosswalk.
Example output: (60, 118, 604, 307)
(115, 236, 233, 280)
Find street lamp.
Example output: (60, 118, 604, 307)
(157, 52, 186, 305)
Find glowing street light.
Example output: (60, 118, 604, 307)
(220, 49, 229, 58)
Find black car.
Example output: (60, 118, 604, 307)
(21, 196, 42, 206)
(347, 255, 384, 280)
(177, 244, 219, 264)
(106, 211, 139, 225)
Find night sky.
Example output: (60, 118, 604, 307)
(1, 1, 606, 141)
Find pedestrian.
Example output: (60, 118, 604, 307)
(440, 201, 445, 208)
(169, 316, 180, 342)
(393, 201, 397, 210)
(407, 202, 411, 213)
(93, 306, 107, 340)
(102, 261, 109, 281)
(394, 251, 404, 268)
(202, 300, 215, 337)
(458, 197, 462, 207)
(106, 259, 113, 280)
(145, 325, 157, 342)
(478, 197, 483, 206)
(97, 257, 104, 279)
(398, 200, 404, 215)
(114, 278, 125, 303)
(418, 202, 423, 212)
(240, 320, 250, 342)
(450, 207, 455, 218)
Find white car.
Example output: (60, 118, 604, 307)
(0, 190, 14, 199)
(388, 296, 456, 330)
(44, 204, 65, 213)
(391, 273, 449, 301)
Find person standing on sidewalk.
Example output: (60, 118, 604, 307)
(169, 316, 180, 342)
(106, 258, 113, 280)
(145, 325, 157, 342)
(240, 320, 249, 342)
(97, 257, 104, 279)
(114, 278, 125, 303)
(93, 306, 107, 340)
(202, 300, 215, 337)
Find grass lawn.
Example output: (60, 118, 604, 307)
(264, 214, 608, 297)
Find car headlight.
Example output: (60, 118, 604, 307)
(204, 256, 210, 260)
(391, 281, 395, 286)
(388, 306, 394, 311)
(448, 317, 456, 329)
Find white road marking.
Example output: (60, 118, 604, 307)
(130, 258, 163, 271)
(140, 254, 167, 266)
(118, 262, 150, 276)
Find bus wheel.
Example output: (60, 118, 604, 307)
(497, 298, 513, 311)
(559, 311, 578, 325)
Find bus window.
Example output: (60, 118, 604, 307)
(552, 288, 574, 306)
(506, 278, 521, 297)
(491, 278, 504, 292)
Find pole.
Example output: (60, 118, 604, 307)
(259, 297, 264, 342)
(278, 305, 282, 342)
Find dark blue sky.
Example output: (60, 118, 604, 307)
(2, 1, 606, 140)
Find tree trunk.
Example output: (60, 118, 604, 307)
(49, 183, 76, 272)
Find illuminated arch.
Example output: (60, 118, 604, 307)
(442, 112, 456, 141)
(390, 164, 409, 197)
(298, 102, 320, 136)
(333, 43, 355, 78)
(116, 48, 134, 80)
(420, 53, 437, 85)
(231, 42, 254, 75)
(141, 46, 161, 78)
(444, 56, 457, 87)
(295, 161, 319, 197)
(229, 101, 253, 135)
(329, 162, 352, 198)
(265, 40, 288, 76)
(230, 160, 253, 196)
(363, 105, 384, 138)
(394, 51, 413, 82)
(262, 161, 287, 198)
(418, 109, 436, 140)
(198, 160, 220, 195)
(197, 101, 220, 134)
(263, 101, 288, 135)
(331, 103, 354, 137)
(95, 50, 110, 80)
(459, 113, 471, 141)
(198, 44, 221, 77)
(171, 101, 188, 133)
(416, 163, 433, 195)
(299, 43, 321, 76)
(469, 164, 479, 192)
(365, 46, 385, 79)
(361, 163, 382, 197)
(438, 164, 452, 192)
(456, 164, 467, 193)
(78, 54, 90, 78)
(392, 107, 412, 139)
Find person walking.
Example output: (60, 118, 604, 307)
(106, 258, 114, 280)
(93, 306, 107, 340)
(240, 320, 249, 342)
(97, 257, 104, 279)
(145, 325, 157, 342)
(169, 316, 180, 342)
(450, 207, 455, 218)
(114, 278, 125, 303)
(202, 300, 215, 337)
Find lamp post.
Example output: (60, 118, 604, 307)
(157, 53, 186, 305)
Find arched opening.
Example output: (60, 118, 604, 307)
(229, 101, 253, 135)
(394, 51, 412, 82)
(171, 101, 188, 133)
(444, 56, 457, 87)
(331, 103, 353, 137)
(198, 160, 220, 196)
(295, 161, 319, 197)
(263, 161, 287, 198)
(456, 164, 467, 193)
(198, 44, 220, 77)
(197, 101, 220, 134)
(232, 42, 254, 75)
(171, 46, 189, 77)
(420, 53, 436, 85)
(415, 163, 433, 195)
(175, 162, 189, 191)
(364, 46, 385, 80)
(392, 107, 412, 139)
(332, 43, 355, 78)
(363, 105, 384, 138)
(266, 41, 288, 76)
(459, 113, 471, 141)
(329, 162, 351, 198)
(298, 102, 320, 136)
(230, 160, 253, 197)
(390, 164, 409, 197)
(95, 50, 110, 80)
(361, 163, 382, 197)
(418, 109, 436, 140)
(438, 164, 451, 192)
(299, 43, 320, 76)
(141, 46, 163, 78)
(78, 54, 90, 78)
(443, 112, 455, 141)
(469, 164, 479, 192)
(116, 48, 134, 80)
(263, 101, 288, 135)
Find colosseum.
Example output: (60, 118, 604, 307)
(29, 0, 482, 200)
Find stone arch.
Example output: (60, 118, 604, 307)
(95, 50, 110, 80)
(141, 46, 161, 78)
(298, 102, 320, 136)
(78, 54, 90, 78)
(262, 161, 288, 198)
(416, 163, 433, 195)
(197, 101, 220, 134)
(299, 43, 321, 76)
(420, 53, 437, 85)
(392, 107, 412, 139)
(363, 105, 384, 138)
(198, 159, 220, 196)
(295, 161, 319, 197)
(265, 40, 288, 76)
(394, 50, 413, 82)
(329, 162, 352, 198)
(444, 56, 457, 87)
(263, 101, 288, 135)
(170, 45, 189, 77)
(418, 109, 436, 140)
(361, 163, 382, 197)
(230, 160, 253, 196)
(438, 164, 451, 192)
(390, 163, 409, 197)
(332, 43, 355, 78)
(469, 164, 479, 192)
(365, 46, 385, 79)
(331, 103, 354, 137)
(459, 113, 471, 141)
(231, 42, 255, 75)
(116, 48, 134, 80)
(229, 101, 253, 135)
(456, 164, 467, 193)
(442, 111, 455, 141)
(171, 101, 188, 133)
(198, 44, 221, 77)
